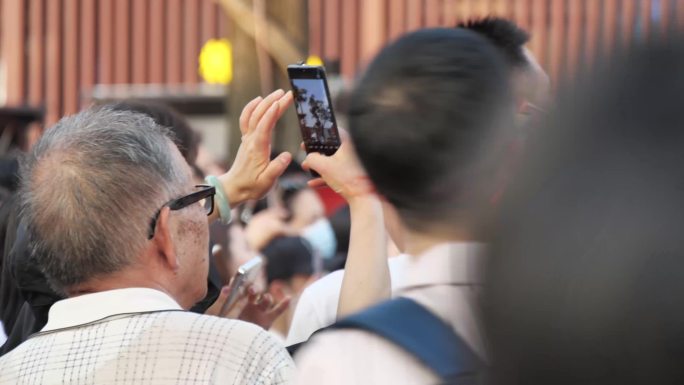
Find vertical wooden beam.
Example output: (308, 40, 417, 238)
(166, 0, 183, 84)
(308, 0, 323, 56)
(114, 0, 130, 84)
(226, 0, 308, 158)
(98, 0, 114, 84)
(456, 0, 473, 24)
(677, 0, 684, 31)
(407, 0, 423, 31)
(132, 0, 149, 84)
(183, 0, 200, 84)
(387, 0, 406, 41)
(476, 0, 490, 16)
(566, 0, 582, 80)
(46, 0, 63, 125)
(63, 0, 78, 115)
(641, 0, 652, 41)
(323, 0, 340, 61)
(622, 0, 636, 47)
(549, 0, 564, 88)
(266, 0, 308, 152)
(201, 0, 218, 43)
(149, 0, 165, 83)
(425, 0, 441, 27)
(443, 0, 458, 26)
(514, 0, 530, 31)
(492, 0, 510, 17)
(340, 0, 358, 81)
(603, 0, 618, 54)
(217, 2, 228, 37)
(28, 0, 45, 106)
(661, 0, 671, 37)
(359, 0, 385, 68)
(2, 0, 26, 105)
(585, 0, 600, 68)
(80, 0, 96, 107)
(530, 0, 547, 70)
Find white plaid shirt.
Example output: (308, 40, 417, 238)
(0, 288, 294, 384)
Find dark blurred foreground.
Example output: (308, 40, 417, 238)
(482, 36, 684, 385)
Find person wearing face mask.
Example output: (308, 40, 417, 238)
(301, 215, 337, 264)
(281, 181, 338, 269)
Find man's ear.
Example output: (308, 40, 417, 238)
(151, 206, 179, 272)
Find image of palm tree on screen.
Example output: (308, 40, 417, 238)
(292, 79, 339, 146)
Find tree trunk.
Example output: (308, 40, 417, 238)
(225, 0, 308, 161)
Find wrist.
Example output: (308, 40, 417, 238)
(218, 172, 246, 208)
(347, 194, 382, 211)
(205, 175, 233, 224)
(339, 175, 376, 203)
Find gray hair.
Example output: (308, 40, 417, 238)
(20, 107, 190, 294)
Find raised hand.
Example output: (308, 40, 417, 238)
(219, 90, 295, 207)
(301, 129, 375, 203)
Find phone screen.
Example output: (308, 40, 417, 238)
(288, 66, 341, 156)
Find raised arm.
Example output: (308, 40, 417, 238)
(302, 131, 390, 318)
(207, 89, 295, 224)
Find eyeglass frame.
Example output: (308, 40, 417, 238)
(147, 184, 216, 239)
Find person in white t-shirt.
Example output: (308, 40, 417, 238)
(287, 252, 410, 345)
(286, 203, 409, 345)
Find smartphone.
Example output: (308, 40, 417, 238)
(219, 255, 263, 315)
(287, 64, 341, 157)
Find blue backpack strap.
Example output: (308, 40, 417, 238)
(329, 297, 482, 384)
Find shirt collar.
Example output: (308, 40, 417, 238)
(42, 288, 183, 332)
(404, 242, 484, 288)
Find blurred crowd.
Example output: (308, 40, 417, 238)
(0, 15, 682, 385)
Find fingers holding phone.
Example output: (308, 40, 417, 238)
(205, 276, 247, 318)
(301, 130, 375, 203)
(238, 291, 291, 331)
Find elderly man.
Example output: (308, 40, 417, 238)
(0, 91, 295, 384)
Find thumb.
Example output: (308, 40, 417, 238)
(260, 152, 292, 183)
(302, 152, 328, 174)
(270, 296, 292, 317)
(205, 284, 231, 317)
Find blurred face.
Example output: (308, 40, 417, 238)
(522, 48, 550, 106)
(288, 188, 325, 231)
(514, 48, 550, 125)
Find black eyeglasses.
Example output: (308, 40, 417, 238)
(147, 185, 216, 239)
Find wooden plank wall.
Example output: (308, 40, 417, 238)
(1, 0, 227, 126)
(1, 0, 682, 127)
(309, 0, 684, 88)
